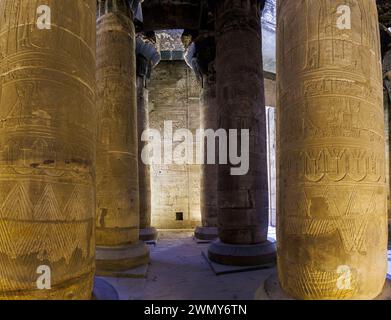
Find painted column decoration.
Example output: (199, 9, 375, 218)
(277, 0, 387, 299)
(96, 0, 149, 275)
(0, 0, 96, 299)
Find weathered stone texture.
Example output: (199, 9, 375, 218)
(384, 40, 391, 237)
(264, 76, 277, 108)
(214, 0, 269, 245)
(0, 0, 96, 299)
(148, 62, 276, 230)
(277, 0, 387, 299)
(149, 61, 202, 229)
(199, 66, 218, 229)
(137, 77, 152, 230)
(96, 8, 139, 246)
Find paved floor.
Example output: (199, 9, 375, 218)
(99, 228, 391, 300)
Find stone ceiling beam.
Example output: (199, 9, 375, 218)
(141, 0, 202, 31)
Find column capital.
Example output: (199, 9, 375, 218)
(212, 0, 264, 37)
(184, 33, 216, 85)
(136, 35, 161, 82)
(97, 0, 141, 18)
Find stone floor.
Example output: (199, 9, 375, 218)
(99, 227, 391, 300)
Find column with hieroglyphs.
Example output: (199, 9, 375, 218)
(0, 0, 96, 299)
(382, 27, 391, 243)
(185, 34, 219, 241)
(207, 0, 276, 266)
(136, 35, 160, 242)
(95, 0, 149, 275)
(277, 0, 388, 299)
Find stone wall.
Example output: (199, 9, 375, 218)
(148, 61, 277, 229)
(148, 61, 201, 229)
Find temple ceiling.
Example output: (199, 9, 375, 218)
(141, 0, 390, 70)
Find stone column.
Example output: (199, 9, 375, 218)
(196, 64, 220, 241)
(277, 0, 387, 299)
(207, 0, 276, 266)
(0, 0, 96, 299)
(382, 29, 391, 244)
(96, 0, 149, 275)
(136, 36, 160, 242)
(187, 36, 219, 241)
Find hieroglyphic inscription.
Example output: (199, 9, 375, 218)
(148, 62, 201, 229)
(277, 0, 387, 299)
(214, 0, 269, 244)
(0, 0, 96, 299)
(95, 4, 140, 246)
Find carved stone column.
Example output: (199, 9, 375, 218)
(187, 35, 219, 241)
(207, 0, 276, 266)
(136, 36, 160, 242)
(382, 28, 391, 244)
(277, 0, 387, 299)
(96, 0, 149, 275)
(0, 0, 96, 299)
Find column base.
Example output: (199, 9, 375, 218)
(139, 227, 158, 242)
(0, 271, 94, 300)
(92, 277, 119, 300)
(207, 239, 276, 267)
(96, 241, 150, 276)
(194, 226, 218, 241)
(255, 272, 391, 300)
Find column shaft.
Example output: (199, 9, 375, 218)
(137, 76, 152, 231)
(96, 1, 149, 273)
(216, 0, 268, 244)
(208, 0, 276, 266)
(196, 64, 219, 240)
(135, 37, 160, 242)
(384, 45, 391, 242)
(277, 0, 387, 299)
(0, 0, 96, 299)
